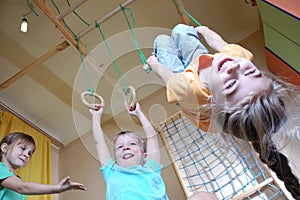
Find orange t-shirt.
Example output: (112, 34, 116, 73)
(166, 44, 253, 131)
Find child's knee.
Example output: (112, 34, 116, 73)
(154, 34, 171, 46)
(172, 24, 190, 34)
(172, 24, 197, 36)
(153, 34, 177, 52)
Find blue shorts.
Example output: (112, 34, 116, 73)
(153, 24, 209, 73)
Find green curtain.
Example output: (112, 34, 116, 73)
(0, 111, 53, 200)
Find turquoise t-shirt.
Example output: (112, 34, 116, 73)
(0, 162, 26, 200)
(101, 159, 169, 200)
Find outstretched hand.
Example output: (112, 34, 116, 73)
(89, 104, 104, 117)
(58, 176, 86, 193)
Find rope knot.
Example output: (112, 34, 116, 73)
(95, 21, 100, 28)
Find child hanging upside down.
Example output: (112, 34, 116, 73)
(147, 24, 300, 199)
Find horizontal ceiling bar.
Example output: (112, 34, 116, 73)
(77, 0, 136, 39)
(57, 0, 88, 20)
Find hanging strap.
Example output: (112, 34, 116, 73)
(50, 0, 107, 108)
(120, 5, 148, 70)
(66, 0, 90, 26)
(171, 0, 202, 26)
(26, 0, 39, 16)
(95, 22, 138, 110)
(76, 37, 95, 93)
(95, 21, 128, 93)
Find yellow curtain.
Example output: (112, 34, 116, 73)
(0, 111, 53, 200)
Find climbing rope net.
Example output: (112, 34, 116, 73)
(158, 112, 287, 200)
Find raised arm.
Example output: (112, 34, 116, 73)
(146, 55, 175, 86)
(89, 105, 112, 167)
(128, 103, 160, 163)
(195, 26, 228, 52)
(1, 175, 86, 195)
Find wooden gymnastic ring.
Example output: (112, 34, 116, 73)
(80, 91, 105, 110)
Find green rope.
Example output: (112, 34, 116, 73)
(120, 5, 147, 67)
(50, 0, 94, 93)
(171, 0, 202, 26)
(50, 0, 78, 38)
(95, 21, 127, 93)
(66, 0, 90, 26)
(76, 38, 94, 93)
(26, 0, 39, 16)
(50, 0, 61, 14)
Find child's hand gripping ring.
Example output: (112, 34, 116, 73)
(124, 86, 137, 111)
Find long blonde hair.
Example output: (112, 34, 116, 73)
(215, 72, 300, 198)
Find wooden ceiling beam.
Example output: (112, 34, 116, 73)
(0, 41, 69, 92)
(32, 0, 87, 56)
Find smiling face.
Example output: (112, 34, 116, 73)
(1, 140, 35, 172)
(203, 54, 271, 105)
(114, 133, 146, 168)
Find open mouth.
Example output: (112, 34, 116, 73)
(122, 153, 134, 160)
(218, 58, 233, 72)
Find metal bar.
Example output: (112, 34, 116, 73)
(77, 0, 136, 39)
(57, 0, 88, 20)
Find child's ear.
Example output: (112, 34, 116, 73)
(0, 143, 8, 153)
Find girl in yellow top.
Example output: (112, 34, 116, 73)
(147, 24, 300, 199)
(148, 24, 256, 131)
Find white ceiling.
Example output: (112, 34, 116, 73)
(0, 0, 260, 147)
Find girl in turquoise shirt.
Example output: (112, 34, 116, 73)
(0, 132, 86, 200)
